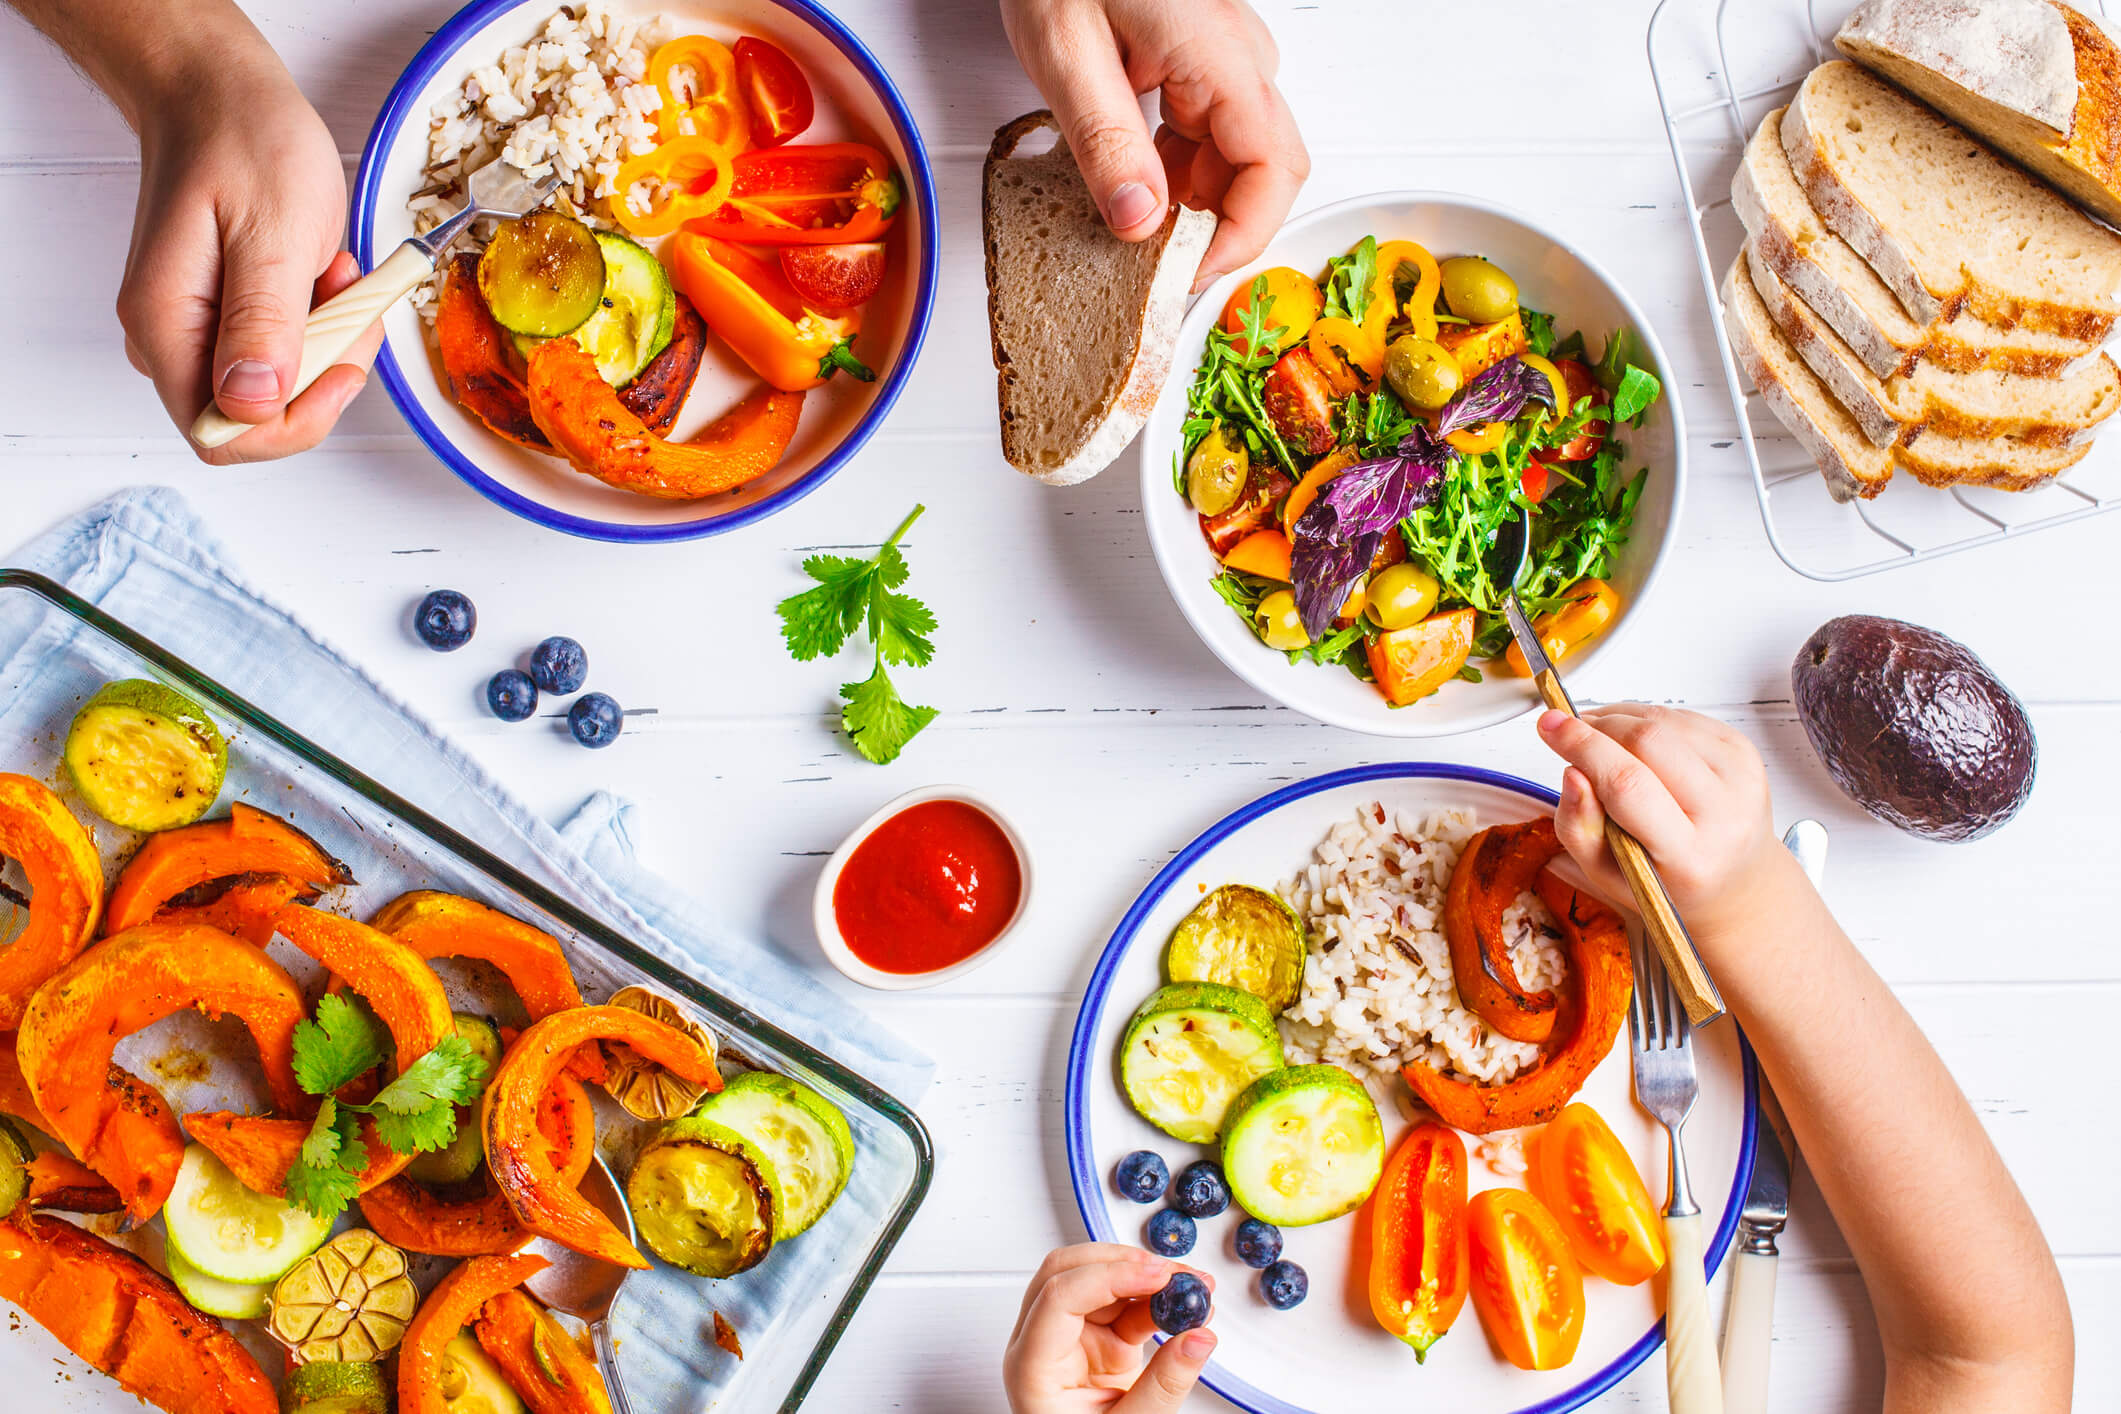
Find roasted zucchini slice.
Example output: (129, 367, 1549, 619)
(627, 1115, 777, 1277)
(1164, 885, 1306, 1013)
(1220, 1064, 1385, 1226)
(478, 210, 606, 338)
(1118, 982, 1284, 1144)
(0, 1117, 29, 1219)
(63, 679, 226, 831)
(696, 1071, 854, 1239)
(165, 1242, 271, 1321)
(281, 1360, 390, 1413)
(516, 229, 675, 386)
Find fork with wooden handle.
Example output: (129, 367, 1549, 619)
(189, 158, 557, 449)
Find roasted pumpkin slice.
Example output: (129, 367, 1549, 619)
(17, 923, 305, 1220)
(1402, 872, 1630, 1134)
(103, 804, 350, 936)
(370, 891, 584, 1023)
(22, 1150, 123, 1213)
(154, 872, 317, 946)
(0, 773, 104, 1029)
(0, 1210, 278, 1414)
(186, 1110, 399, 1199)
(2, 1029, 181, 1216)
(476, 1288, 615, 1414)
(399, 1252, 550, 1414)
(485, 1006, 722, 1269)
(1444, 817, 1565, 1044)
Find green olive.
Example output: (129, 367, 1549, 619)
(1254, 591, 1310, 651)
(1186, 427, 1251, 516)
(1439, 256, 1519, 324)
(1364, 563, 1440, 631)
(1384, 336, 1463, 412)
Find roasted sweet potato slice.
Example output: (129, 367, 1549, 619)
(103, 804, 350, 936)
(0, 774, 104, 1028)
(0, 1211, 277, 1414)
(1444, 817, 1564, 1044)
(620, 293, 708, 432)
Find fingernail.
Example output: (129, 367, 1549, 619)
(1107, 181, 1159, 230)
(218, 359, 282, 402)
(1538, 710, 1569, 735)
(1180, 1330, 1216, 1359)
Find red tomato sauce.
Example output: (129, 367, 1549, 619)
(833, 800, 1022, 975)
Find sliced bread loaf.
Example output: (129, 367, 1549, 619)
(1745, 239, 2121, 448)
(1733, 106, 2107, 378)
(1836, 0, 2121, 229)
(1897, 422, 2094, 488)
(984, 111, 1216, 486)
(1781, 61, 2121, 336)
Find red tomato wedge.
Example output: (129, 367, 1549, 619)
(779, 242, 886, 312)
(1547, 357, 1609, 462)
(1467, 1187, 1585, 1371)
(1367, 1123, 1470, 1360)
(734, 37, 814, 146)
(1530, 1103, 1667, 1286)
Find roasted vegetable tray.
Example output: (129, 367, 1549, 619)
(0, 569, 932, 1413)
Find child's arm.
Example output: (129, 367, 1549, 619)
(1539, 706, 2073, 1413)
(1003, 1244, 1216, 1413)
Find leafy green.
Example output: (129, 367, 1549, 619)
(1610, 365, 1661, 425)
(1321, 237, 1378, 323)
(777, 506, 938, 764)
(1521, 307, 1557, 358)
(290, 994, 386, 1097)
(285, 1100, 364, 1220)
(1181, 275, 1298, 475)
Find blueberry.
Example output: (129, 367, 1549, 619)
(1144, 1209, 1195, 1258)
(1114, 1150, 1169, 1204)
(529, 636, 589, 694)
(1260, 1259, 1308, 1310)
(414, 590, 476, 651)
(568, 692, 624, 748)
(1170, 1160, 1229, 1219)
(1148, 1272, 1211, 1335)
(486, 669, 538, 722)
(1233, 1218, 1282, 1269)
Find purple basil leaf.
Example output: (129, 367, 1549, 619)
(1436, 356, 1554, 437)
(1292, 521, 1379, 640)
(1289, 431, 1452, 638)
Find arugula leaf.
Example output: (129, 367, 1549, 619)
(1610, 365, 1661, 425)
(841, 660, 937, 765)
(1321, 237, 1378, 323)
(1521, 307, 1557, 358)
(290, 993, 386, 1097)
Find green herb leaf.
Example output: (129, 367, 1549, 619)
(284, 1098, 365, 1220)
(1610, 365, 1661, 425)
(290, 993, 387, 1097)
(1322, 236, 1378, 323)
(370, 1034, 487, 1115)
(778, 555, 874, 661)
(368, 1100, 458, 1158)
(840, 660, 937, 765)
(870, 590, 936, 669)
(1521, 307, 1557, 358)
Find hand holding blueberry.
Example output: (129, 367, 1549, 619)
(1005, 1244, 1215, 1414)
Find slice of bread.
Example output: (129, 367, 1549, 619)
(1733, 106, 2107, 379)
(1723, 257, 2095, 498)
(984, 111, 1216, 486)
(1746, 239, 2121, 448)
(1837, 0, 2121, 229)
(1782, 61, 2121, 335)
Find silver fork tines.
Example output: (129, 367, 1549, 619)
(1629, 934, 1703, 1219)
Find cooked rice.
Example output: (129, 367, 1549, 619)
(408, 1, 672, 319)
(1279, 803, 1568, 1089)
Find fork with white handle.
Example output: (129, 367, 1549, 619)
(1629, 935, 1723, 1414)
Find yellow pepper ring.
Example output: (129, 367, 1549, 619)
(1368, 240, 1440, 344)
(649, 35, 749, 149)
(1520, 353, 1571, 431)
(611, 137, 735, 239)
(1444, 421, 1510, 456)
(1308, 317, 1383, 394)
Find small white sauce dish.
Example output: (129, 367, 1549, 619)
(810, 784, 1033, 991)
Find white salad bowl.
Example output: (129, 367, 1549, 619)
(1139, 192, 1686, 737)
(811, 784, 1033, 991)
(351, 0, 938, 542)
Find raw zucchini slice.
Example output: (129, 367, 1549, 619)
(165, 1241, 270, 1320)
(1220, 1064, 1385, 1226)
(1164, 885, 1306, 1013)
(478, 210, 606, 338)
(64, 679, 226, 831)
(698, 1071, 855, 1239)
(163, 1143, 332, 1285)
(515, 230, 675, 387)
(0, 1117, 29, 1218)
(281, 1360, 390, 1414)
(402, 1013, 503, 1186)
(1119, 982, 1284, 1144)
(627, 1115, 778, 1277)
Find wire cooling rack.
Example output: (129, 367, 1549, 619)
(1647, 0, 2121, 581)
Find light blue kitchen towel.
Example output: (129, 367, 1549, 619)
(0, 487, 932, 1405)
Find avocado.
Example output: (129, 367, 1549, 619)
(1791, 615, 2035, 842)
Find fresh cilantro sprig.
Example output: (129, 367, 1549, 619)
(282, 994, 489, 1219)
(777, 504, 938, 764)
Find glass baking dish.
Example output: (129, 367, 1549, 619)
(0, 568, 932, 1412)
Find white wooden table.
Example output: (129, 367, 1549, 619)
(3, 0, 2117, 1408)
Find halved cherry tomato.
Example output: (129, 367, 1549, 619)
(1221, 267, 1322, 356)
(734, 36, 814, 146)
(1547, 357, 1609, 462)
(1530, 1104, 1666, 1286)
(1467, 1187, 1585, 1371)
(1261, 348, 1339, 458)
(1199, 469, 1293, 558)
(778, 242, 886, 312)
(1520, 456, 1556, 504)
(1368, 1123, 1470, 1360)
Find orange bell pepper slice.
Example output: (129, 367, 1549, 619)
(669, 232, 871, 391)
(1503, 579, 1620, 677)
(1445, 421, 1510, 456)
(1282, 445, 1359, 533)
(1308, 316, 1382, 394)
(649, 35, 749, 149)
(1368, 1122, 1470, 1360)
(1368, 240, 1439, 344)
(610, 135, 736, 238)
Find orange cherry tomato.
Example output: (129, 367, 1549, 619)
(734, 36, 814, 147)
(1530, 1104, 1667, 1287)
(1366, 608, 1475, 707)
(1221, 267, 1323, 356)
(1467, 1187, 1585, 1371)
(1547, 357, 1609, 462)
(1368, 1123, 1470, 1359)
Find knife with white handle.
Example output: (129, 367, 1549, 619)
(1719, 820, 1824, 1413)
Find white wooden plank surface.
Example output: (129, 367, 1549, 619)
(3, 0, 2117, 1409)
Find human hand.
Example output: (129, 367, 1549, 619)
(1004, 1244, 1217, 1413)
(1536, 705, 1799, 952)
(118, 59, 381, 462)
(998, 0, 1309, 288)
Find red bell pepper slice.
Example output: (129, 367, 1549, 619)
(686, 142, 903, 245)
